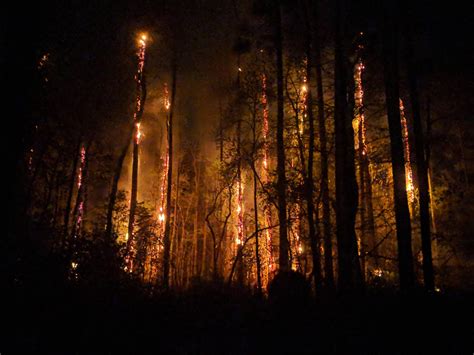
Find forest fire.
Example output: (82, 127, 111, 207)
(7, 0, 472, 352)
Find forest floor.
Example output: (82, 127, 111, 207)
(4, 273, 473, 354)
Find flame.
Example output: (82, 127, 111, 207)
(158, 153, 169, 230)
(235, 178, 244, 251)
(399, 99, 416, 204)
(261, 73, 275, 281)
(135, 122, 142, 144)
(288, 65, 307, 270)
(73, 145, 87, 238)
(77, 146, 86, 189)
(158, 211, 165, 223)
(373, 268, 383, 277)
(354, 59, 368, 156)
(164, 84, 171, 111)
(138, 33, 148, 47)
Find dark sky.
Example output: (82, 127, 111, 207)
(3, 0, 473, 161)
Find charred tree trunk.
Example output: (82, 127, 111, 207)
(71, 143, 90, 238)
(334, 0, 363, 293)
(125, 46, 148, 261)
(382, 3, 415, 292)
(313, 0, 334, 290)
(404, 29, 434, 292)
(105, 123, 133, 240)
(236, 108, 244, 285)
(170, 163, 180, 283)
(63, 138, 81, 245)
(126, 126, 140, 254)
(252, 102, 262, 293)
(425, 98, 438, 258)
(201, 196, 208, 280)
(163, 62, 177, 288)
(274, 1, 289, 271)
(192, 155, 201, 277)
(303, 2, 322, 293)
(354, 44, 377, 275)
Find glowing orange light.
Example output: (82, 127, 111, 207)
(138, 33, 148, 47)
(354, 59, 367, 156)
(373, 268, 383, 277)
(235, 178, 244, 252)
(261, 72, 274, 280)
(77, 146, 86, 189)
(135, 122, 143, 144)
(164, 84, 171, 111)
(399, 99, 416, 203)
(158, 151, 169, 231)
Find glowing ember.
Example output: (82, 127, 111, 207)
(37, 53, 49, 70)
(77, 146, 86, 189)
(373, 268, 383, 277)
(28, 148, 34, 171)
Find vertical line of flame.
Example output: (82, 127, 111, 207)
(354, 58, 366, 257)
(399, 99, 415, 204)
(75, 145, 87, 235)
(354, 59, 367, 156)
(261, 73, 275, 280)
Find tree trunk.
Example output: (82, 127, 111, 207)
(192, 155, 200, 277)
(404, 30, 434, 291)
(425, 98, 438, 260)
(201, 195, 208, 280)
(163, 62, 177, 288)
(252, 103, 262, 293)
(354, 51, 377, 276)
(303, 2, 322, 293)
(313, 0, 334, 290)
(105, 124, 133, 240)
(236, 108, 244, 285)
(170, 163, 180, 283)
(71, 144, 89, 238)
(126, 40, 148, 261)
(334, 0, 363, 293)
(382, 3, 415, 292)
(126, 129, 139, 248)
(63, 138, 81, 245)
(274, 1, 289, 272)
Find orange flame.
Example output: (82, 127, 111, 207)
(399, 99, 416, 203)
